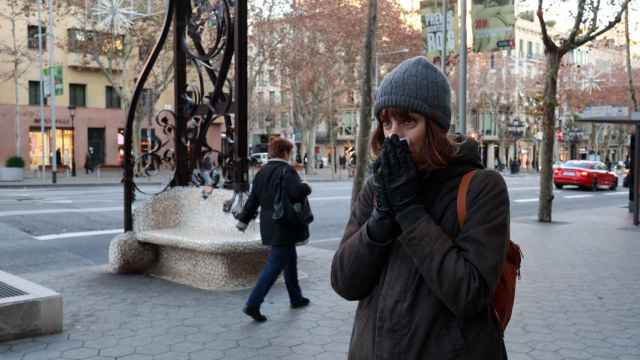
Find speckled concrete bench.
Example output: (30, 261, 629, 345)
(109, 187, 268, 290)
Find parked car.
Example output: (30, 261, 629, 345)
(553, 160, 618, 191)
(250, 152, 269, 165)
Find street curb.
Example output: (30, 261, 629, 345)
(0, 182, 145, 189)
(0, 178, 349, 189)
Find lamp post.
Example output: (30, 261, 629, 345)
(68, 105, 77, 177)
(567, 127, 584, 160)
(508, 117, 525, 173)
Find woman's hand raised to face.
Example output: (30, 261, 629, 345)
(380, 135, 420, 215)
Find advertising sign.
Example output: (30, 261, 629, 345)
(42, 65, 63, 97)
(471, 0, 515, 52)
(420, 0, 458, 64)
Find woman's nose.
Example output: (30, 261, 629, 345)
(386, 122, 405, 138)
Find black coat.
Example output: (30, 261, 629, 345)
(237, 159, 312, 246)
(331, 141, 509, 360)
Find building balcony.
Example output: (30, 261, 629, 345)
(66, 53, 122, 72)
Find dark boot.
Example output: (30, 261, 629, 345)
(243, 305, 267, 322)
(291, 297, 310, 309)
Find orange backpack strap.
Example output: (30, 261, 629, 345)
(457, 170, 477, 229)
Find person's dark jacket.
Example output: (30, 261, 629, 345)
(331, 140, 509, 360)
(237, 159, 312, 246)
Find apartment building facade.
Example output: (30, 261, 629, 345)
(0, 2, 175, 174)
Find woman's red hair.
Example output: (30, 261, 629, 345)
(268, 137, 293, 159)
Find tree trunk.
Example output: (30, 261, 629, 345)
(538, 50, 561, 223)
(626, 6, 638, 112)
(352, 0, 377, 203)
(14, 61, 21, 157)
(11, 16, 21, 157)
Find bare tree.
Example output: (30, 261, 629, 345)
(352, 0, 377, 201)
(0, 1, 35, 157)
(61, 0, 174, 163)
(625, 3, 638, 112)
(536, 0, 630, 222)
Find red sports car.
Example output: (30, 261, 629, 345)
(553, 160, 618, 191)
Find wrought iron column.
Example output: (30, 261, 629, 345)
(174, 0, 190, 186)
(234, 0, 249, 193)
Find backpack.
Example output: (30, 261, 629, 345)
(457, 170, 522, 332)
(272, 167, 314, 226)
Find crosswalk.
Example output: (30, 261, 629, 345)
(513, 190, 627, 203)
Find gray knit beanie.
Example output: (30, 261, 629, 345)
(374, 56, 452, 131)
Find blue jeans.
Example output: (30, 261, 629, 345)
(246, 245, 303, 307)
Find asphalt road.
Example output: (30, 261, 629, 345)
(0, 173, 631, 274)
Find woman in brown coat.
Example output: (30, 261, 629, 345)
(331, 57, 510, 359)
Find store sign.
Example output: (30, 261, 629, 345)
(580, 106, 629, 118)
(471, 0, 515, 53)
(420, 0, 458, 64)
(42, 65, 64, 97)
(32, 118, 71, 125)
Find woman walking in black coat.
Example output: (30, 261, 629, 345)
(331, 57, 510, 359)
(236, 137, 312, 322)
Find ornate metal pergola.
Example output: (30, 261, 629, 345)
(122, 0, 249, 231)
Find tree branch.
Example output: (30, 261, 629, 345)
(572, 0, 630, 50)
(537, 0, 558, 52)
(567, 0, 588, 46)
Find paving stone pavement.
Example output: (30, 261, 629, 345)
(1, 206, 639, 360)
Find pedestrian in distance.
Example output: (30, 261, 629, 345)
(236, 137, 312, 322)
(55, 148, 62, 169)
(331, 56, 511, 359)
(84, 152, 92, 174)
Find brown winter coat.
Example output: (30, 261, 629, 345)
(331, 148, 510, 360)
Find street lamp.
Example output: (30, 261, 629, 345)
(566, 127, 584, 160)
(508, 118, 525, 173)
(68, 105, 77, 177)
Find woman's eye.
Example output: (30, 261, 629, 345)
(402, 119, 417, 128)
(382, 120, 392, 129)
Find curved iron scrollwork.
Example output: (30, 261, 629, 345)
(123, 0, 248, 231)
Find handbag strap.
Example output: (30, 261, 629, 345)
(457, 170, 477, 228)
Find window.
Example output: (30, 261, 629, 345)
(342, 111, 355, 135)
(28, 81, 47, 105)
(69, 84, 87, 107)
(105, 86, 121, 109)
(269, 91, 276, 106)
(27, 25, 46, 49)
(280, 112, 289, 128)
(141, 88, 154, 113)
(535, 43, 541, 57)
(518, 39, 524, 58)
(527, 41, 533, 58)
(281, 91, 288, 106)
(268, 70, 276, 85)
(138, 44, 151, 62)
(490, 54, 496, 69)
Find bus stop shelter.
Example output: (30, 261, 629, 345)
(576, 110, 639, 226)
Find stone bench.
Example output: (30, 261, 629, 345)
(109, 187, 268, 290)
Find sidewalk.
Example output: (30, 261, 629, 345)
(1, 206, 639, 359)
(0, 167, 351, 188)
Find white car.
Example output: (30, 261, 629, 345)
(251, 152, 269, 165)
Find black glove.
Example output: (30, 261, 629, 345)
(365, 156, 398, 243)
(379, 135, 420, 215)
(372, 156, 393, 217)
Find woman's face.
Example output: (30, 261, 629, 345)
(381, 112, 426, 161)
